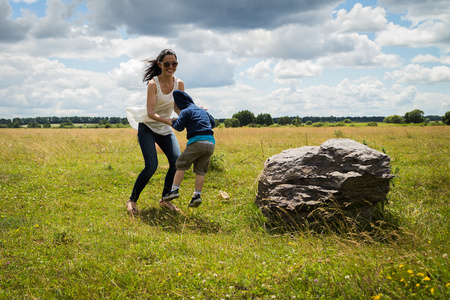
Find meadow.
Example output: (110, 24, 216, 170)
(0, 125, 449, 299)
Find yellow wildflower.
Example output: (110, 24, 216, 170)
(430, 288, 434, 294)
(178, 272, 182, 276)
(446, 283, 450, 288)
(371, 294, 382, 300)
(407, 270, 413, 274)
(399, 264, 404, 268)
(417, 272, 425, 277)
(416, 283, 420, 288)
(400, 278, 405, 282)
(424, 276, 431, 281)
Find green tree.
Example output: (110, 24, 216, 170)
(10, 121, 20, 128)
(256, 113, 274, 127)
(232, 110, 255, 127)
(442, 111, 450, 125)
(60, 120, 74, 128)
(27, 121, 41, 128)
(277, 116, 291, 126)
(384, 115, 405, 124)
(43, 121, 51, 128)
(224, 118, 240, 128)
(404, 109, 425, 123)
(292, 116, 302, 127)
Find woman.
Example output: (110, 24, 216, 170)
(126, 49, 184, 213)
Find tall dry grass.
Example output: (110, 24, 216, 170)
(0, 125, 449, 299)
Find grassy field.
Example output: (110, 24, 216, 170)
(1, 125, 449, 299)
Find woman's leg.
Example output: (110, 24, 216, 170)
(129, 124, 158, 202)
(155, 132, 181, 197)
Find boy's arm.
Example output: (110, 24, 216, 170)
(208, 113, 216, 129)
(171, 111, 188, 131)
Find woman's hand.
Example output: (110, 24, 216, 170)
(160, 118, 176, 126)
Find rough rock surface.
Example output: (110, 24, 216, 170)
(255, 139, 394, 225)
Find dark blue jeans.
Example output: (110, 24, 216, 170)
(130, 123, 180, 202)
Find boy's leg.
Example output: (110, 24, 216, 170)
(188, 174, 205, 207)
(173, 170, 185, 186)
(189, 142, 214, 208)
(194, 174, 205, 192)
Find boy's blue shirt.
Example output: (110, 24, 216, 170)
(172, 104, 215, 144)
(186, 135, 215, 145)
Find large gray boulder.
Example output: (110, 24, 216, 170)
(255, 139, 394, 226)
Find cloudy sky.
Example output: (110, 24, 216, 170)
(1, 0, 450, 119)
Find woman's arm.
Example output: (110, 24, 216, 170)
(177, 80, 185, 92)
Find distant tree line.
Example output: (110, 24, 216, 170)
(1, 110, 447, 129)
(0, 116, 128, 128)
(218, 109, 446, 128)
(384, 109, 448, 124)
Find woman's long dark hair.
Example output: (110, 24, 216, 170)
(142, 49, 177, 83)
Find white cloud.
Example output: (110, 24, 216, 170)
(385, 64, 450, 84)
(274, 60, 323, 79)
(319, 33, 401, 68)
(411, 54, 450, 65)
(0, 53, 138, 117)
(0, 0, 31, 42)
(411, 54, 441, 63)
(233, 77, 449, 117)
(13, 0, 38, 3)
(334, 3, 387, 32)
(380, 0, 450, 26)
(108, 59, 144, 90)
(189, 83, 258, 118)
(30, 0, 70, 38)
(1, 0, 449, 119)
(376, 0, 450, 52)
(376, 21, 450, 48)
(241, 60, 273, 79)
(246, 77, 388, 117)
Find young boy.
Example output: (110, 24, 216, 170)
(162, 90, 215, 207)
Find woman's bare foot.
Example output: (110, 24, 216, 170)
(126, 200, 138, 214)
(159, 199, 180, 212)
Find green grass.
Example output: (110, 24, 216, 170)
(1, 126, 449, 299)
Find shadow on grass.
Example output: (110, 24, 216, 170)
(138, 207, 223, 234)
(262, 203, 406, 244)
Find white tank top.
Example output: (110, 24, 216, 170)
(126, 76, 179, 135)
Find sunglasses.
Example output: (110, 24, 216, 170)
(159, 61, 178, 68)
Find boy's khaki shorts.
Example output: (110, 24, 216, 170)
(176, 141, 215, 176)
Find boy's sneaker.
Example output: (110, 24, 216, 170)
(188, 194, 202, 208)
(162, 189, 180, 201)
